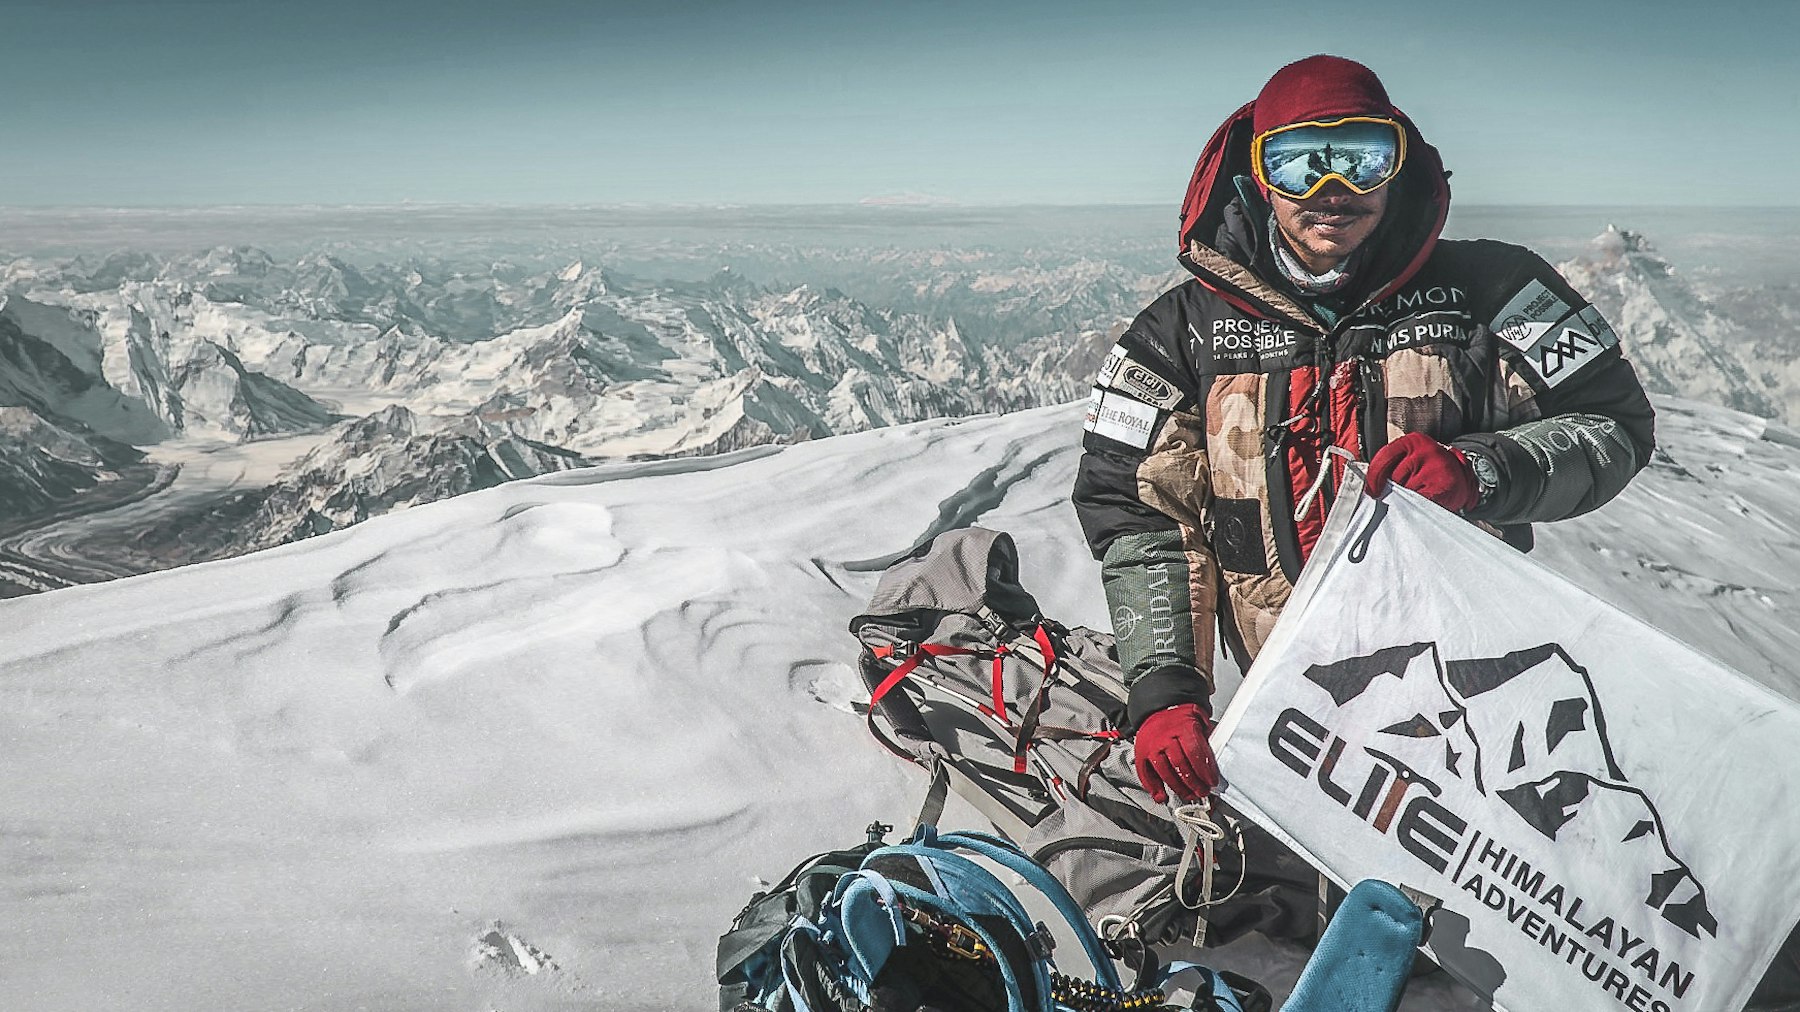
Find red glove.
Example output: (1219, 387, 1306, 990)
(1133, 703, 1220, 804)
(1365, 432, 1479, 512)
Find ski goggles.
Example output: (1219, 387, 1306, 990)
(1251, 116, 1407, 200)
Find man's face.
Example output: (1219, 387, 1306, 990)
(1269, 178, 1389, 273)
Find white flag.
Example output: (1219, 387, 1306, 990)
(1212, 468, 1800, 1012)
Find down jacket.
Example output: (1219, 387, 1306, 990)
(1072, 100, 1655, 729)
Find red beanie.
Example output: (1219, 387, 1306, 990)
(1252, 55, 1396, 138)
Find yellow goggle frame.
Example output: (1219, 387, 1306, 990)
(1250, 115, 1408, 201)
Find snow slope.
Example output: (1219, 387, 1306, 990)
(4, 396, 1797, 1011)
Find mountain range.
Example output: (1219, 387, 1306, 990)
(0, 225, 1793, 594)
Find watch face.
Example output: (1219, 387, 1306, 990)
(1470, 452, 1500, 490)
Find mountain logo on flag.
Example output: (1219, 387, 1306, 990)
(1301, 642, 1718, 940)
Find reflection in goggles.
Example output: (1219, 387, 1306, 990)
(1256, 118, 1404, 200)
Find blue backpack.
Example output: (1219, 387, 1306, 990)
(721, 823, 1261, 1012)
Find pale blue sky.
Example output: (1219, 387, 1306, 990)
(2, 0, 1794, 206)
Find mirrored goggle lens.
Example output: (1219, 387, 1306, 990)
(1260, 121, 1402, 196)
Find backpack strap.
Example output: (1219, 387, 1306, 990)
(914, 762, 951, 831)
(869, 643, 982, 707)
(868, 621, 1121, 783)
(1007, 625, 1060, 774)
(915, 826, 1124, 991)
(910, 758, 1041, 842)
(780, 918, 873, 1012)
(865, 642, 983, 766)
(1157, 962, 1267, 1012)
(828, 871, 910, 984)
(930, 756, 1039, 842)
(974, 602, 1020, 640)
(991, 642, 1014, 728)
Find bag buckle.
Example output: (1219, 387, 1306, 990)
(943, 922, 990, 961)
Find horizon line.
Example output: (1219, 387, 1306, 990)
(1, 201, 1796, 213)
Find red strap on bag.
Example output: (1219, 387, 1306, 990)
(865, 642, 982, 768)
(991, 644, 1010, 726)
(866, 624, 1120, 776)
(1012, 624, 1061, 774)
(1033, 625, 1056, 676)
(868, 643, 978, 710)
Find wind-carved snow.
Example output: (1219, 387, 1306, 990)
(3, 393, 1798, 1010)
(0, 406, 1096, 1011)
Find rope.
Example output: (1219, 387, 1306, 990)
(1295, 444, 1360, 523)
(1171, 799, 1248, 947)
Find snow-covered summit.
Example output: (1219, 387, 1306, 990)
(3, 394, 1797, 1010)
(1559, 227, 1794, 422)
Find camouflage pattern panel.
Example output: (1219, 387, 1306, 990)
(1224, 566, 1291, 659)
(1202, 371, 1293, 662)
(1383, 344, 1474, 443)
(1133, 408, 1216, 683)
(1135, 408, 1209, 531)
(1204, 373, 1268, 503)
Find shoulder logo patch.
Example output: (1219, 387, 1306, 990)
(1492, 279, 1572, 350)
(1114, 362, 1182, 409)
(1524, 306, 1619, 388)
(1082, 388, 1160, 449)
(1097, 344, 1128, 386)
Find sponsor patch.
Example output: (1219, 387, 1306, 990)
(1524, 305, 1618, 389)
(1492, 279, 1572, 350)
(1111, 361, 1183, 409)
(1366, 285, 1469, 319)
(1087, 390, 1159, 449)
(1097, 344, 1128, 386)
(1082, 386, 1105, 431)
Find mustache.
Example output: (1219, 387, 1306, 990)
(1298, 207, 1372, 224)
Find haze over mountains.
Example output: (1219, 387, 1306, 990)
(1, 206, 1795, 595)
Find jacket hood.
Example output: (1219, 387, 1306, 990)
(1176, 56, 1451, 325)
(1250, 54, 1399, 161)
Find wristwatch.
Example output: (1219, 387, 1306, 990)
(1464, 448, 1501, 509)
